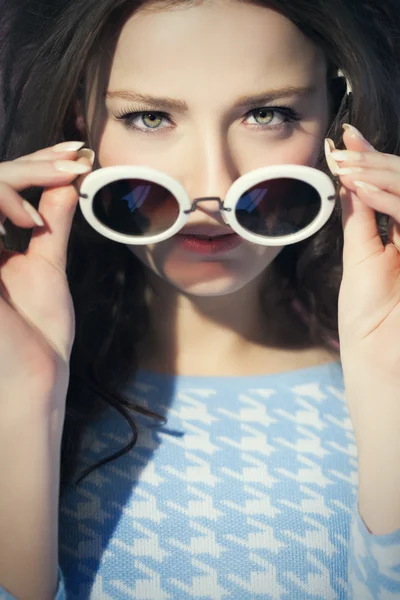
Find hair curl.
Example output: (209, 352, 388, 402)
(0, 0, 398, 497)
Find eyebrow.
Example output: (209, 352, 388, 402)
(105, 85, 317, 111)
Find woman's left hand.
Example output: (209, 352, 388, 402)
(326, 125, 400, 381)
(327, 126, 400, 534)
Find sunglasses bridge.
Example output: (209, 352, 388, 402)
(78, 193, 233, 214)
(183, 197, 232, 215)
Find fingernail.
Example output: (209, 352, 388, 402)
(336, 167, 364, 175)
(331, 150, 363, 162)
(22, 201, 45, 226)
(53, 141, 85, 153)
(54, 160, 91, 174)
(354, 181, 380, 192)
(342, 124, 374, 149)
(0, 222, 6, 236)
(76, 148, 95, 165)
(324, 138, 335, 153)
(324, 138, 340, 176)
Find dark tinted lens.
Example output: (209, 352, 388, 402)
(235, 178, 321, 237)
(93, 179, 180, 236)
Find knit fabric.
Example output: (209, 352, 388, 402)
(1, 361, 400, 599)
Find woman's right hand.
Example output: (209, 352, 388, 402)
(0, 142, 94, 422)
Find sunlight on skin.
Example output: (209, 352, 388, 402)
(86, 0, 329, 297)
(79, 0, 336, 375)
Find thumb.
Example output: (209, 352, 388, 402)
(339, 125, 382, 266)
(27, 149, 95, 272)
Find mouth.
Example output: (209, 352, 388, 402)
(178, 225, 235, 237)
(175, 231, 242, 255)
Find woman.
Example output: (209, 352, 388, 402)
(0, 0, 400, 598)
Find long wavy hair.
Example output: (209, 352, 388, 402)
(0, 0, 399, 497)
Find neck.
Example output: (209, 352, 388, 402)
(137, 267, 318, 376)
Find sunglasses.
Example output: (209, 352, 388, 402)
(78, 164, 336, 246)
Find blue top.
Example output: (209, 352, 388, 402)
(1, 360, 400, 599)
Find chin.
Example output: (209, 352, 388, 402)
(164, 274, 251, 297)
(128, 245, 280, 297)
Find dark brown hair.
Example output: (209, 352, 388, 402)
(0, 0, 398, 497)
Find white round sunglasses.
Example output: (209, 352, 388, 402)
(78, 164, 337, 246)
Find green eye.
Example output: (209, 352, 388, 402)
(142, 113, 163, 128)
(253, 109, 274, 125)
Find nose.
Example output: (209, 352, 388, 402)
(181, 131, 241, 218)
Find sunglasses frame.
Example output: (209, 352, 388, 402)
(78, 164, 337, 246)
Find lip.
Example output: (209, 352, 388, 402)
(178, 225, 234, 237)
(175, 232, 242, 255)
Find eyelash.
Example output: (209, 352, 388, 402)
(114, 106, 302, 134)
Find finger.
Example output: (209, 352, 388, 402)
(388, 217, 400, 253)
(0, 158, 91, 192)
(339, 126, 383, 266)
(14, 141, 85, 163)
(338, 168, 400, 197)
(26, 154, 94, 272)
(338, 176, 400, 224)
(0, 150, 94, 231)
(330, 149, 400, 173)
(0, 182, 47, 229)
(342, 124, 377, 154)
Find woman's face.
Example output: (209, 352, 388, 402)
(86, 0, 330, 296)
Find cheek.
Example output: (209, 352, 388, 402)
(267, 125, 327, 167)
(97, 123, 142, 166)
(278, 142, 322, 168)
(97, 130, 119, 167)
(285, 127, 327, 167)
(262, 108, 329, 169)
(234, 127, 327, 174)
(97, 122, 176, 170)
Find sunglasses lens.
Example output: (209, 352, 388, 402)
(92, 179, 180, 237)
(235, 178, 321, 237)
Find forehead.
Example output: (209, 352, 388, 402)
(107, 0, 326, 94)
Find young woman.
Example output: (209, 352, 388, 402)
(0, 0, 400, 598)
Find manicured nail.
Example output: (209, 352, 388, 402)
(342, 124, 374, 149)
(336, 167, 364, 175)
(0, 222, 6, 236)
(22, 201, 45, 226)
(54, 160, 91, 174)
(354, 181, 380, 192)
(53, 141, 85, 153)
(331, 150, 363, 162)
(324, 138, 340, 176)
(76, 148, 95, 165)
